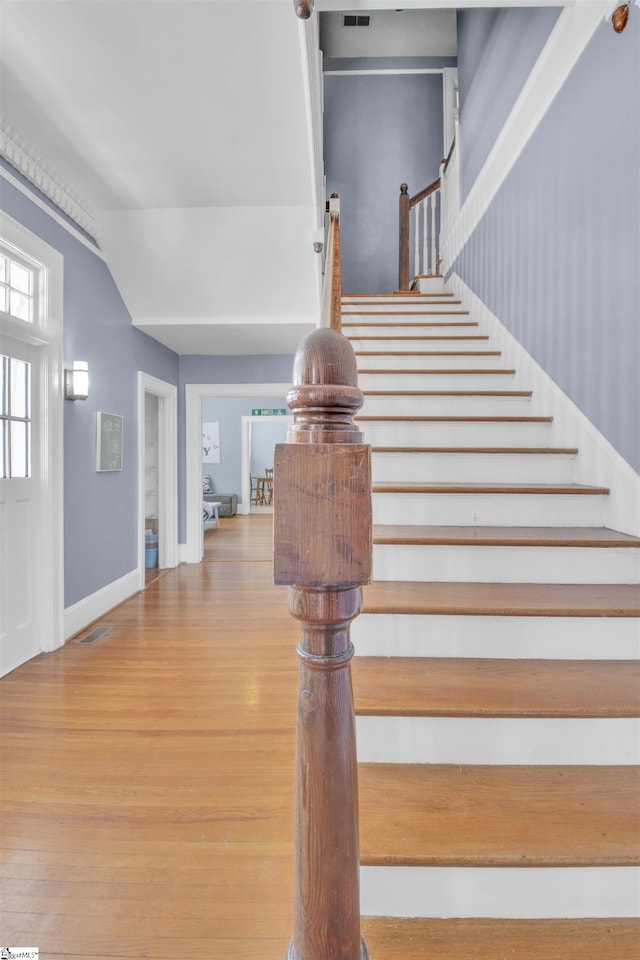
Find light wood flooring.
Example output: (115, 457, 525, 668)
(1, 515, 298, 959)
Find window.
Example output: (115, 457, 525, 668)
(0, 249, 36, 323)
(0, 354, 31, 478)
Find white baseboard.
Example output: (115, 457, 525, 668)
(447, 272, 640, 536)
(64, 568, 139, 640)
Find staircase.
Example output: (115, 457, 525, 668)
(340, 283, 640, 958)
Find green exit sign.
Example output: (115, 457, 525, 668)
(252, 408, 287, 416)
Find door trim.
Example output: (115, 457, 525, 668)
(137, 372, 178, 588)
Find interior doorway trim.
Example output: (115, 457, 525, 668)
(137, 372, 178, 589)
(184, 383, 290, 564)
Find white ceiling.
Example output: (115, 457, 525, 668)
(0, 0, 321, 354)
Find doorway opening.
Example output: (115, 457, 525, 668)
(137, 373, 178, 589)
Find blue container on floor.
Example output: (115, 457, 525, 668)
(145, 530, 158, 568)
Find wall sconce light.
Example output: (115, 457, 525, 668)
(65, 361, 89, 400)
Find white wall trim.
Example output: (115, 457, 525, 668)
(0, 119, 97, 240)
(448, 272, 640, 536)
(441, 1, 615, 267)
(137, 373, 178, 590)
(63, 568, 139, 641)
(0, 165, 106, 260)
(184, 382, 291, 563)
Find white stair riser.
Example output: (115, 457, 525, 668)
(343, 294, 451, 304)
(344, 323, 480, 337)
(372, 451, 577, 484)
(360, 372, 518, 391)
(355, 350, 499, 369)
(372, 492, 607, 526)
(360, 866, 640, 919)
(358, 420, 554, 446)
(361, 396, 533, 417)
(342, 297, 462, 323)
(417, 278, 449, 294)
(356, 716, 640, 765)
(372, 544, 639, 584)
(351, 613, 640, 660)
(345, 338, 493, 353)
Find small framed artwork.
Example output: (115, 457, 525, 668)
(96, 412, 123, 471)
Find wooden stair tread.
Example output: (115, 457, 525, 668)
(343, 310, 470, 316)
(343, 321, 477, 327)
(352, 656, 640, 717)
(362, 581, 640, 617)
(372, 525, 639, 547)
(342, 334, 489, 342)
(360, 917, 640, 960)
(372, 482, 609, 495)
(352, 348, 500, 356)
(357, 415, 552, 423)
(372, 446, 578, 454)
(343, 299, 462, 306)
(343, 292, 454, 298)
(352, 339, 492, 344)
(361, 367, 514, 374)
(363, 389, 532, 397)
(358, 763, 640, 867)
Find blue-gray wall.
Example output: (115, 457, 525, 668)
(452, 13, 639, 472)
(324, 58, 446, 293)
(457, 7, 561, 201)
(0, 165, 180, 607)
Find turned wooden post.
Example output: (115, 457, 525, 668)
(274, 325, 372, 960)
(398, 182, 410, 292)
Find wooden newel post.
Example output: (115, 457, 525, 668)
(274, 326, 372, 960)
(399, 182, 410, 292)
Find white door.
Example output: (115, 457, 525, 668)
(0, 337, 42, 675)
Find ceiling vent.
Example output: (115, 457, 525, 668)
(343, 15, 371, 27)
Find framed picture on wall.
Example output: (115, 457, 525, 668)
(96, 412, 123, 471)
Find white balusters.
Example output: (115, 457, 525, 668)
(431, 188, 438, 274)
(413, 204, 420, 279)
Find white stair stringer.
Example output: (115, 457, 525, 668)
(341, 288, 640, 926)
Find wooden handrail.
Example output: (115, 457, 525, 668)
(442, 137, 456, 174)
(398, 177, 442, 291)
(408, 176, 441, 209)
(321, 194, 342, 332)
(274, 193, 372, 960)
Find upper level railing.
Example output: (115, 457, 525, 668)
(274, 187, 372, 960)
(398, 177, 441, 291)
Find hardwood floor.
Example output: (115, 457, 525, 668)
(1, 515, 298, 959)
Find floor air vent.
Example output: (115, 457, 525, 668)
(76, 626, 112, 644)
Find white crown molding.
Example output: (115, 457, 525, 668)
(0, 119, 98, 240)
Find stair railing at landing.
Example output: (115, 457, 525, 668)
(273, 188, 373, 960)
(398, 140, 456, 291)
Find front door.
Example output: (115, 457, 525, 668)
(0, 337, 42, 675)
